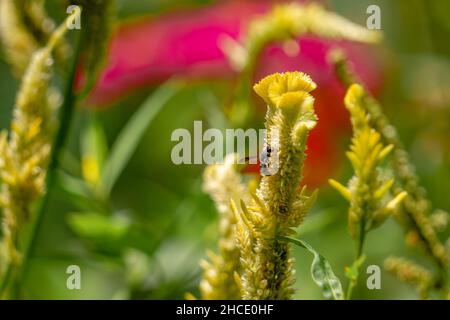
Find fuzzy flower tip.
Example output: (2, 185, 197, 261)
(253, 72, 317, 109)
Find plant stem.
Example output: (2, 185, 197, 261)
(346, 217, 367, 300)
(10, 32, 83, 298)
(0, 259, 13, 297)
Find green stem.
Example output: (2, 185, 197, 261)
(10, 32, 83, 299)
(0, 258, 14, 298)
(346, 218, 366, 300)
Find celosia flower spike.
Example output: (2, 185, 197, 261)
(331, 53, 449, 298)
(234, 72, 318, 299)
(329, 84, 408, 299)
(199, 154, 249, 300)
(330, 84, 407, 238)
(0, 8, 80, 281)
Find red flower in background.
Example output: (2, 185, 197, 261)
(87, 1, 270, 105)
(87, 0, 383, 187)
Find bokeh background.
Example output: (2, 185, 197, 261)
(1, 0, 449, 299)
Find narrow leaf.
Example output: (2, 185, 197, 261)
(99, 82, 181, 195)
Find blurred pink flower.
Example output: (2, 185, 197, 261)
(86, 0, 383, 186)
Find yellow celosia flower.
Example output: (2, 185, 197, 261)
(329, 84, 407, 299)
(331, 53, 449, 299)
(232, 72, 318, 300)
(330, 84, 407, 238)
(0, 9, 80, 277)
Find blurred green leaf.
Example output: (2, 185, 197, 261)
(99, 81, 182, 196)
(55, 170, 103, 212)
(278, 236, 344, 300)
(67, 212, 131, 253)
(123, 248, 153, 289)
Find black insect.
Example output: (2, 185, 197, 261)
(260, 145, 273, 176)
(241, 145, 276, 176)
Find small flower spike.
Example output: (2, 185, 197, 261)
(329, 84, 407, 240)
(200, 154, 248, 300)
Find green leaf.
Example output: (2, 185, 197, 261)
(56, 170, 112, 213)
(278, 236, 344, 300)
(99, 81, 181, 196)
(67, 212, 131, 254)
(56, 170, 91, 199)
